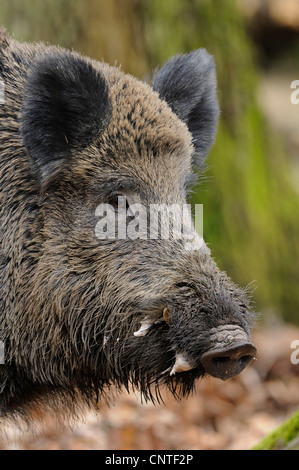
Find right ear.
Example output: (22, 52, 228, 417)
(20, 52, 112, 184)
(152, 49, 219, 169)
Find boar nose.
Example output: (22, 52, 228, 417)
(201, 342, 256, 381)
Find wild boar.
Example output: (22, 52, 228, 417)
(0, 28, 256, 421)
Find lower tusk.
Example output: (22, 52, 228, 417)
(170, 352, 196, 375)
(133, 313, 168, 338)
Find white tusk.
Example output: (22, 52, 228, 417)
(133, 314, 165, 338)
(133, 318, 153, 337)
(133, 323, 151, 337)
(170, 353, 196, 376)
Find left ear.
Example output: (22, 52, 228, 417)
(152, 49, 219, 168)
(21, 51, 112, 184)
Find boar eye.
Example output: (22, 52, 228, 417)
(109, 194, 129, 211)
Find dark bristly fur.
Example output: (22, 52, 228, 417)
(0, 27, 255, 426)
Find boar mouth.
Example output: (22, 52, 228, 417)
(154, 339, 256, 399)
(122, 320, 256, 402)
(156, 362, 205, 401)
(122, 325, 205, 401)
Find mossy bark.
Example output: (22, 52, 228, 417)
(253, 410, 299, 450)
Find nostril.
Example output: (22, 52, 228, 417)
(201, 342, 256, 381)
(212, 353, 253, 370)
(238, 355, 253, 366)
(212, 356, 230, 366)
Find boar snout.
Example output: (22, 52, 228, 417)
(199, 324, 256, 380)
(201, 341, 256, 380)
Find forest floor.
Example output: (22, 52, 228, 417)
(1, 321, 299, 450)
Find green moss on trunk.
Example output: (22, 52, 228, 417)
(253, 410, 299, 450)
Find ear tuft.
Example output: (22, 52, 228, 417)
(21, 52, 112, 182)
(152, 49, 219, 168)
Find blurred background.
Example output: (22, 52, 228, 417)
(0, 0, 298, 450)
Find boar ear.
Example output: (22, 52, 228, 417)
(21, 52, 112, 183)
(152, 49, 219, 168)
